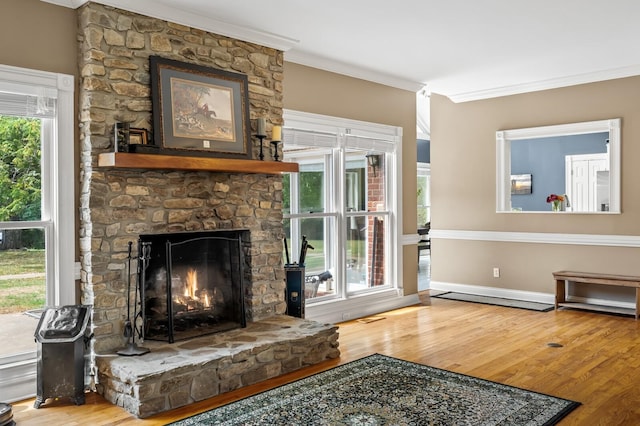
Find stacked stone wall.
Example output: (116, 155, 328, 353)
(77, 2, 287, 353)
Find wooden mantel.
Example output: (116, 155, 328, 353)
(98, 152, 299, 174)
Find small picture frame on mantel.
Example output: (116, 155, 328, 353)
(129, 128, 149, 146)
(114, 123, 151, 152)
(114, 122, 130, 153)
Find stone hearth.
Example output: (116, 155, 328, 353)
(97, 316, 339, 418)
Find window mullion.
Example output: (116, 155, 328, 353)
(335, 139, 347, 299)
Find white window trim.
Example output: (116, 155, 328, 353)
(0, 64, 75, 403)
(417, 162, 431, 224)
(284, 109, 415, 324)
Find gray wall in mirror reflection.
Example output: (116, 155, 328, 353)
(511, 132, 608, 211)
(417, 139, 430, 163)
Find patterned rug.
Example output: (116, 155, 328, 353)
(169, 354, 579, 425)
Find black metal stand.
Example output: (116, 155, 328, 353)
(271, 140, 281, 161)
(256, 135, 266, 160)
(0, 402, 13, 426)
(285, 265, 305, 318)
(117, 241, 150, 356)
(33, 305, 91, 408)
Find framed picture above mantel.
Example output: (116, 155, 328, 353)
(150, 56, 252, 159)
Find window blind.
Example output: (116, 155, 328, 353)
(283, 127, 337, 148)
(0, 82, 57, 118)
(283, 127, 396, 153)
(344, 134, 395, 153)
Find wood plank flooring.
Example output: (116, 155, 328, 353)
(11, 291, 640, 425)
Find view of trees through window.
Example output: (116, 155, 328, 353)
(0, 115, 46, 314)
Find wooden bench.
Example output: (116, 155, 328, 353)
(553, 271, 640, 319)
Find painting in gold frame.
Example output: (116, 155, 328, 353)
(150, 56, 251, 159)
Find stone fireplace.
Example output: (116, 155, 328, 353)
(141, 229, 248, 343)
(77, 3, 339, 418)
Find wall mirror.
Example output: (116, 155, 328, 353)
(496, 118, 620, 213)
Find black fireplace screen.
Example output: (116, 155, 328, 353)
(141, 230, 247, 343)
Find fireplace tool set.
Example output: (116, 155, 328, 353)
(283, 235, 314, 266)
(117, 241, 150, 356)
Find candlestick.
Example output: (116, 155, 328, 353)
(271, 140, 281, 161)
(271, 125, 282, 142)
(257, 117, 266, 137)
(256, 135, 266, 160)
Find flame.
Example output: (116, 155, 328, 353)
(178, 268, 212, 309)
(185, 269, 198, 298)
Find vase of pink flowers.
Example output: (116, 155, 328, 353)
(546, 194, 565, 212)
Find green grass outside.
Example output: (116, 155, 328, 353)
(288, 239, 367, 273)
(285, 239, 331, 271)
(0, 249, 45, 275)
(0, 250, 45, 314)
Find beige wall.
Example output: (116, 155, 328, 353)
(430, 76, 640, 296)
(0, 0, 77, 76)
(1, 0, 80, 268)
(283, 62, 419, 294)
(1, 2, 420, 296)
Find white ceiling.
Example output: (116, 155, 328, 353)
(47, 0, 640, 102)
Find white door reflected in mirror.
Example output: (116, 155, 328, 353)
(496, 119, 620, 214)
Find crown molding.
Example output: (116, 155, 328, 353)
(40, 0, 298, 51)
(40, 0, 88, 7)
(42, 0, 421, 92)
(44, 1, 640, 99)
(445, 64, 640, 103)
(285, 50, 424, 93)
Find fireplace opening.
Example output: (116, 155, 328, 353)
(140, 230, 248, 343)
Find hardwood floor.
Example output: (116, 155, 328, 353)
(11, 291, 640, 425)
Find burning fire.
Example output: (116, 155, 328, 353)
(184, 269, 198, 298)
(180, 268, 211, 309)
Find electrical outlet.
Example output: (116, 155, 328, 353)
(493, 267, 500, 278)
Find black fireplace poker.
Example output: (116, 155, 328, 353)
(284, 235, 315, 266)
(284, 236, 291, 265)
(117, 241, 150, 356)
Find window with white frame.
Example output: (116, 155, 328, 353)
(282, 110, 402, 317)
(0, 64, 75, 403)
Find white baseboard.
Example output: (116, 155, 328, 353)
(0, 356, 36, 403)
(430, 281, 637, 310)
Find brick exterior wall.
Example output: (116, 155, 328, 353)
(367, 160, 385, 286)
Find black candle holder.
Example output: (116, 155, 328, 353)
(271, 140, 281, 161)
(256, 135, 266, 160)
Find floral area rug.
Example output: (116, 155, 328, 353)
(168, 353, 580, 425)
